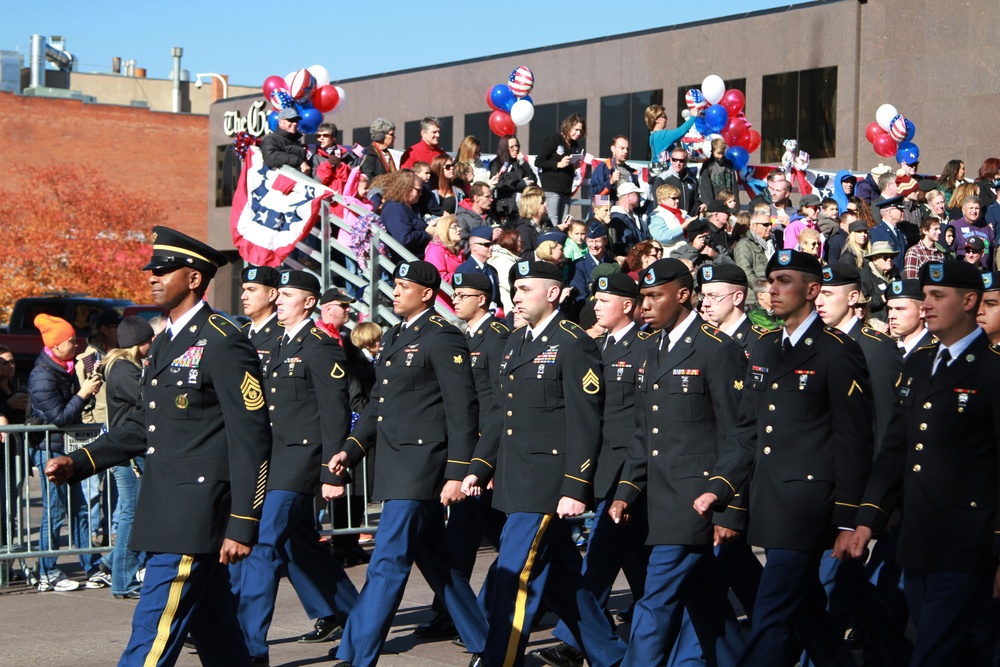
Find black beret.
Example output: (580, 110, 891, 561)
(639, 258, 690, 288)
(394, 260, 441, 289)
(320, 287, 355, 304)
(983, 272, 1000, 292)
(279, 270, 321, 294)
(821, 262, 862, 286)
(706, 200, 735, 214)
(117, 316, 154, 348)
(918, 260, 984, 290)
(765, 249, 824, 278)
(686, 218, 712, 237)
(512, 259, 563, 282)
(698, 263, 747, 287)
(578, 300, 598, 330)
(452, 272, 493, 293)
(886, 279, 925, 301)
(241, 265, 280, 287)
(592, 272, 639, 298)
(143, 226, 228, 279)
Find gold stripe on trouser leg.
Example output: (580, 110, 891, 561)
(503, 515, 552, 667)
(144, 555, 195, 667)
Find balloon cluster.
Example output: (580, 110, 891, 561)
(866, 104, 919, 163)
(686, 75, 762, 170)
(485, 67, 536, 136)
(261, 65, 346, 135)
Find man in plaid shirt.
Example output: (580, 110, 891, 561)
(903, 217, 945, 279)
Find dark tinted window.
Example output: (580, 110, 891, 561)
(601, 89, 663, 161)
(404, 117, 453, 152)
(215, 144, 239, 208)
(761, 67, 837, 162)
(352, 127, 372, 147)
(464, 111, 497, 154)
(675, 78, 745, 120)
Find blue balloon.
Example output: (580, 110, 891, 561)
(903, 118, 915, 142)
(895, 141, 920, 165)
(704, 105, 729, 133)
(694, 117, 712, 136)
(491, 84, 516, 113)
(299, 107, 323, 135)
(267, 111, 279, 132)
(521, 95, 532, 105)
(725, 146, 749, 171)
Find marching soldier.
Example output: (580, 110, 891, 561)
(887, 279, 936, 358)
(698, 263, 769, 358)
(45, 226, 272, 666)
(230, 270, 359, 665)
(463, 260, 627, 667)
(534, 273, 651, 667)
(605, 259, 746, 666)
(976, 271, 1000, 343)
(850, 260, 1000, 665)
(327, 260, 487, 667)
(694, 249, 875, 667)
(240, 265, 283, 368)
(418, 271, 510, 640)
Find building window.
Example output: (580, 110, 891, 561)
(464, 112, 498, 154)
(528, 99, 588, 154)
(215, 145, 239, 208)
(353, 126, 372, 147)
(761, 67, 837, 163)
(676, 79, 746, 121)
(600, 90, 663, 161)
(404, 116, 454, 152)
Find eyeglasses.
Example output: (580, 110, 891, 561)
(510, 144, 520, 149)
(474, 241, 493, 247)
(666, 195, 680, 201)
(316, 134, 332, 138)
(0, 358, 13, 366)
(669, 157, 686, 163)
(411, 186, 422, 192)
(444, 164, 455, 169)
(452, 293, 481, 301)
(700, 291, 739, 303)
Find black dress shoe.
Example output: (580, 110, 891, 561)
(531, 642, 585, 667)
(452, 636, 466, 648)
(327, 655, 354, 666)
(250, 657, 269, 667)
(113, 590, 141, 600)
(413, 613, 457, 639)
(299, 615, 343, 643)
(467, 653, 483, 667)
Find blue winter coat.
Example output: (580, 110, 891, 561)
(27, 351, 86, 453)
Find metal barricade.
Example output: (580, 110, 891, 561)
(1, 423, 114, 588)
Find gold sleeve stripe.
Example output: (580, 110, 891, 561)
(472, 457, 494, 470)
(726, 505, 748, 511)
(230, 514, 261, 523)
(81, 447, 96, 473)
(618, 480, 641, 491)
(447, 459, 470, 465)
(564, 474, 592, 485)
(860, 502, 888, 515)
(708, 475, 736, 493)
(347, 436, 366, 454)
(835, 501, 859, 508)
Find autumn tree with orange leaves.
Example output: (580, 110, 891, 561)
(0, 166, 159, 322)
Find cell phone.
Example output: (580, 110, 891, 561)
(499, 162, 510, 175)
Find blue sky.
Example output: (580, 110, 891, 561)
(3, 1, 811, 86)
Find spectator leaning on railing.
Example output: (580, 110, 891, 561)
(27, 314, 104, 592)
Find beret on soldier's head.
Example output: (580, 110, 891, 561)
(591, 272, 638, 298)
(698, 263, 748, 287)
(982, 272, 1000, 292)
(765, 249, 824, 278)
(919, 260, 984, 291)
(886, 279, 925, 301)
(821, 262, 862, 287)
(241, 266, 280, 287)
(638, 258, 689, 288)
(278, 270, 321, 295)
(394, 260, 441, 289)
(452, 271, 493, 294)
(512, 260, 563, 283)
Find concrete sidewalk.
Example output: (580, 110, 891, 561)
(0, 543, 631, 667)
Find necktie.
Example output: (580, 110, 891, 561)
(934, 348, 952, 377)
(604, 336, 615, 352)
(657, 331, 668, 365)
(520, 330, 533, 354)
(781, 338, 793, 361)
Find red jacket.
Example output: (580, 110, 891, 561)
(400, 141, 446, 169)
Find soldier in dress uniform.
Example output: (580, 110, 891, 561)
(887, 279, 936, 358)
(463, 260, 627, 667)
(694, 249, 875, 667)
(534, 273, 651, 667)
(417, 271, 510, 641)
(602, 259, 745, 666)
(45, 226, 272, 667)
(327, 260, 487, 667)
(698, 263, 769, 359)
(850, 260, 1000, 665)
(230, 270, 359, 665)
(239, 265, 283, 368)
(976, 271, 1000, 343)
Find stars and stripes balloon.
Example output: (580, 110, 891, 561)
(508, 66, 534, 98)
(289, 68, 317, 103)
(269, 88, 295, 111)
(685, 89, 708, 114)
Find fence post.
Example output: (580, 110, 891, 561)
(320, 201, 331, 292)
(369, 228, 381, 325)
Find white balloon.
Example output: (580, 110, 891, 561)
(875, 103, 898, 132)
(510, 99, 535, 126)
(701, 75, 725, 105)
(307, 64, 331, 88)
(284, 71, 296, 89)
(334, 86, 346, 104)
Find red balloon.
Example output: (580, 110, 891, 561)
(745, 129, 762, 153)
(311, 85, 340, 113)
(489, 110, 516, 137)
(262, 75, 286, 100)
(722, 117, 748, 147)
(873, 134, 898, 158)
(486, 88, 500, 112)
(720, 89, 745, 116)
(865, 121, 887, 144)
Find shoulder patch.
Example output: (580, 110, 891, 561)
(700, 323, 723, 342)
(823, 327, 846, 344)
(751, 324, 771, 336)
(428, 315, 446, 327)
(490, 321, 510, 334)
(559, 320, 580, 338)
(208, 314, 236, 336)
(310, 327, 332, 339)
(861, 326, 891, 343)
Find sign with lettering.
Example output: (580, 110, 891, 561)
(224, 99, 269, 137)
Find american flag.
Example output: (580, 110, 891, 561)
(270, 88, 294, 111)
(508, 66, 534, 97)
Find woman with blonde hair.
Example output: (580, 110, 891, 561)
(456, 135, 496, 186)
(423, 213, 464, 284)
(839, 219, 871, 268)
(645, 104, 697, 163)
(508, 185, 547, 260)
